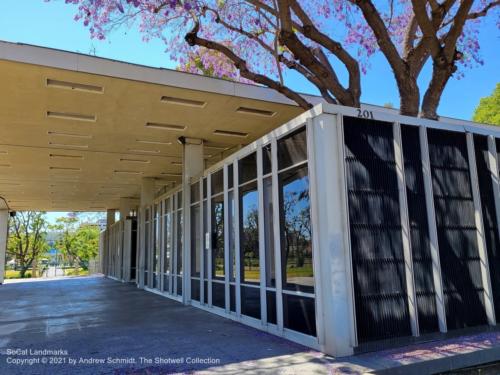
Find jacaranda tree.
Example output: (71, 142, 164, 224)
(58, 0, 499, 119)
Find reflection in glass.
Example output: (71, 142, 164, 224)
(239, 153, 257, 184)
(278, 128, 307, 171)
(228, 191, 235, 281)
(191, 204, 201, 277)
(240, 181, 259, 284)
(144, 208, 150, 285)
(211, 169, 224, 195)
(264, 177, 275, 287)
(212, 195, 224, 278)
(163, 199, 171, 292)
(280, 166, 313, 293)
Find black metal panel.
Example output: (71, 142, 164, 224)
(282, 294, 316, 336)
(427, 129, 487, 329)
(401, 125, 439, 333)
(474, 135, 500, 316)
(343, 116, 411, 343)
(212, 281, 225, 308)
(191, 279, 200, 301)
(241, 286, 261, 319)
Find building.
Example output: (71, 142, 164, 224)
(1, 41, 499, 358)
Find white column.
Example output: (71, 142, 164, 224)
(393, 123, 419, 336)
(181, 137, 204, 304)
(420, 126, 447, 333)
(0, 210, 8, 284)
(138, 177, 155, 289)
(466, 133, 496, 325)
(119, 197, 138, 220)
(308, 113, 355, 356)
(106, 209, 116, 228)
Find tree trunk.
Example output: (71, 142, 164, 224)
(421, 63, 454, 120)
(19, 265, 29, 278)
(398, 75, 420, 117)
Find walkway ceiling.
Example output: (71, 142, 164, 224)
(0, 41, 306, 212)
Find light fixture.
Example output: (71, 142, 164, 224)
(235, 106, 276, 117)
(47, 131, 92, 139)
(49, 142, 89, 149)
(213, 129, 249, 138)
(47, 111, 96, 122)
(46, 78, 103, 93)
(49, 153, 84, 159)
(145, 122, 186, 131)
(120, 158, 151, 164)
(49, 166, 81, 171)
(160, 96, 206, 108)
(136, 139, 172, 146)
(127, 149, 160, 154)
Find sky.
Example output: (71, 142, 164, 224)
(0, 1, 498, 120)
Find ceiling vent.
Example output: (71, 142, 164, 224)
(46, 79, 103, 94)
(213, 129, 249, 138)
(235, 107, 276, 117)
(136, 139, 172, 146)
(47, 111, 96, 122)
(127, 148, 160, 154)
(49, 166, 81, 171)
(145, 122, 186, 131)
(114, 170, 143, 175)
(160, 96, 206, 108)
(120, 158, 151, 164)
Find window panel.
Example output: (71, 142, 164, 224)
(212, 195, 225, 279)
(279, 166, 313, 293)
(263, 144, 272, 175)
(241, 286, 261, 319)
(266, 291, 277, 325)
(190, 182, 200, 204)
(264, 176, 275, 288)
(240, 181, 260, 284)
(211, 169, 224, 195)
(239, 153, 257, 184)
(191, 204, 201, 277)
(212, 281, 225, 309)
(278, 128, 307, 171)
(283, 294, 316, 336)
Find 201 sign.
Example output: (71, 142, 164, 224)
(356, 109, 374, 119)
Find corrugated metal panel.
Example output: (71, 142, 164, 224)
(344, 116, 411, 343)
(474, 135, 500, 316)
(428, 129, 487, 329)
(401, 125, 439, 333)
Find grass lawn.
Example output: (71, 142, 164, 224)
(64, 268, 89, 276)
(5, 270, 32, 279)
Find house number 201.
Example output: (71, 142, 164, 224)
(356, 109, 374, 119)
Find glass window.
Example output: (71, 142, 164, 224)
(267, 291, 277, 325)
(241, 286, 261, 319)
(264, 177, 275, 287)
(283, 294, 316, 336)
(212, 282, 225, 309)
(279, 166, 313, 293)
(176, 210, 183, 276)
(191, 279, 200, 301)
(203, 201, 208, 279)
(211, 169, 224, 195)
(278, 128, 307, 171)
(177, 191, 183, 209)
(163, 198, 171, 291)
(190, 182, 200, 203)
(228, 164, 234, 189)
(211, 195, 224, 279)
(263, 144, 272, 175)
(240, 181, 259, 284)
(239, 152, 257, 184)
(228, 191, 236, 282)
(191, 204, 201, 277)
(203, 177, 207, 199)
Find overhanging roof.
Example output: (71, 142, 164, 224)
(0, 41, 309, 212)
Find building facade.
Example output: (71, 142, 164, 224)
(101, 104, 500, 357)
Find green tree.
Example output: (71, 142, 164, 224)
(7, 212, 49, 278)
(52, 215, 100, 270)
(473, 84, 500, 126)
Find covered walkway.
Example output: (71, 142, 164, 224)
(0, 276, 334, 374)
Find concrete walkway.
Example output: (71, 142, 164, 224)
(0, 276, 499, 375)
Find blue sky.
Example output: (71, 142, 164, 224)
(0, 1, 498, 120)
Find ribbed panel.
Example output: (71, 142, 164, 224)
(474, 135, 500, 316)
(344, 116, 411, 343)
(427, 129, 487, 329)
(401, 126, 439, 333)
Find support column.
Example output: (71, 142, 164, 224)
(0, 210, 8, 285)
(119, 197, 138, 220)
(106, 209, 116, 228)
(138, 177, 155, 289)
(467, 133, 496, 325)
(180, 137, 204, 305)
(308, 113, 355, 356)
